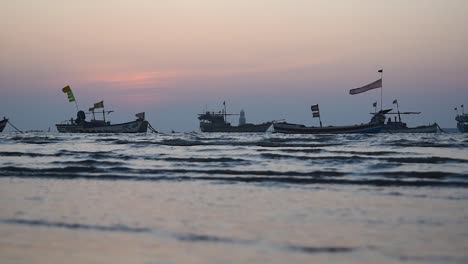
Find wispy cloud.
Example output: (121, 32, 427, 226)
(89, 59, 331, 90)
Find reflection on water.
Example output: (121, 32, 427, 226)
(0, 132, 467, 263)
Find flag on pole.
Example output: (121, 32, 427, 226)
(62, 85, 71, 93)
(89, 107, 94, 112)
(311, 104, 319, 112)
(223, 101, 226, 106)
(393, 99, 398, 104)
(373, 102, 377, 107)
(94, 101, 104, 109)
(135, 112, 145, 120)
(312, 112, 320, 118)
(378, 69, 383, 73)
(62, 85, 76, 102)
(349, 79, 382, 95)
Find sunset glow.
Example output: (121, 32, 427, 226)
(1, 0, 467, 130)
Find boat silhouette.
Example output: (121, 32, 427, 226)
(455, 105, 467, 133)
(0, 117, 8, 132)
(198, 102, 272, 133)
(56, 110, 148, 133)
(273, 106, 386, 134)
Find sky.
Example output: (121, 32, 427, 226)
(1, 0, 467, 131)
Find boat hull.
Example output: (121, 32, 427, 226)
(0, 118, 7, 132)
(56, 120, 148, 133)
(200, 122, 272, 133)
(273, 122, 383, 134)
(384, 123, 439, 133)
(457, 123, 468, 133)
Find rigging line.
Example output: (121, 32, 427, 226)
(147, 122, 158, 133)
(436, 123, 447, 133)
(7, 121, 23, 133)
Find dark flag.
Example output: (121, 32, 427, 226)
(94, 101, 104, 109)
(311, 104, 319, 112)
(312, 112, 320, 118)
(373, 102, 377, 107)
(378, 69, 383, 73)
(393, 99, 398, 104)
(135, 112, 145, 120)
(349, 79, 382, 95)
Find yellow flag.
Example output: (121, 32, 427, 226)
(62, 85, 71, 93)
(62, 85, 75, 102)
(67, 93, 75, 102)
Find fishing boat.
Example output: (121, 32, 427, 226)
(273, 121, 384, 134)
(56, 86, 148, 133)
(198, 103, 272, 133)
(380, 100, 438, 133)
(0, 117, 8, 132)
(273, 106, 386, 134)
(56, 110, 148, 133)
(350, 72, 439, 133)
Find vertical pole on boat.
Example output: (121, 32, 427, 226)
(396, 101, 401, 122)
(319, 115, 323, 128)
(462, 105, 465, 114)
(393, 100, 401, 122)
(74, 101, 79, 112)
(378, 69, 383, 111)
(102, 108, 106, 122)
(223, 101, 226, 123)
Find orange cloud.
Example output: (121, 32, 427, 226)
(92, 70, 182, 88)
(89, 58, 331, 90)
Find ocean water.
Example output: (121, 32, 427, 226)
(0, 132, 467, 264)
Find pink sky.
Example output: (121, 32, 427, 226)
(1, 0, 467, 131)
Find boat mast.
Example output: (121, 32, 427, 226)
(396, 101, 401, 122)
(379, 69, 383, 111)
(393, 99, 401, 122)
(223, 101, 226, 123)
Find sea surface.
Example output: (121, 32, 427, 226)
(0, 132, 467, 264)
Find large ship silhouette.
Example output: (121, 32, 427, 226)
(198, 102, 272, 133)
